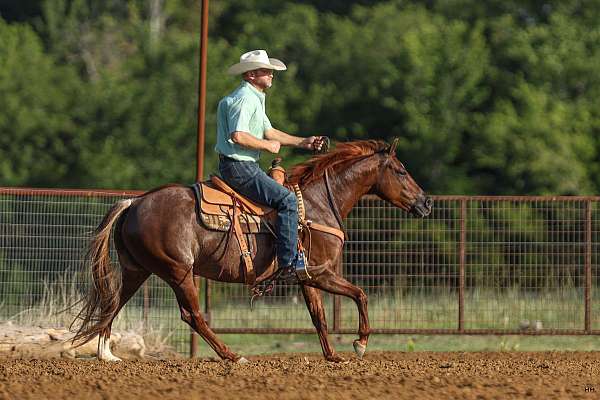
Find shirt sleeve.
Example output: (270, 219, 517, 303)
(263, 113, 273, 132)
(227, 98, 253, 142)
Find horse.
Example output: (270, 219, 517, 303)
(71, 139, 432, 363)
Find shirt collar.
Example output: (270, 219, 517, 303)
(241, 80, 266, 102)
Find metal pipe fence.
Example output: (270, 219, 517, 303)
(1, 187, 600, 356)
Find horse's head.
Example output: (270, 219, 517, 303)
(370, 139, 432, 217)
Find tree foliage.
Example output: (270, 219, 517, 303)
(0, 18, 81, 186)
(0, 0, 599, 194)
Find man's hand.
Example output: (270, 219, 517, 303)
(264, 140, 281, 154)
(299, 136, 325, 151)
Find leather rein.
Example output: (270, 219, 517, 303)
(290, 168, 346, 266)
(323, 168, 347, 240)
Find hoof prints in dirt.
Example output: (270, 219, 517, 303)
(1, 352, 599, 399)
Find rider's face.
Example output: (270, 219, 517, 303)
(247, 68, 274, 91)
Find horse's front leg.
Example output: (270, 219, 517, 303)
(300, 285, 344, 362)
(307, 265, 370, 359)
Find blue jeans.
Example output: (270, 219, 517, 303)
(218, 157, 298, 267)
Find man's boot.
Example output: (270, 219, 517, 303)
(277, 249, 310, 284)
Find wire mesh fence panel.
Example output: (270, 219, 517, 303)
(591, 201, 600, 331)
(465, 198, 588, 332)
(342, 196, 460, 331)
(2, 189, 600, 358)
(0, 189, 190, 355)
(0, 189, 120, 320)
(207, 282, 319, 331)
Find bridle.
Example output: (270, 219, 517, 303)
(298, 139, 403, 249)
(324, 168, 347, 239)
(310, 147, 395, 244)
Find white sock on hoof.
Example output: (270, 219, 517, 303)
(98, 336, 122, 362)
(353, 341, 366, 359)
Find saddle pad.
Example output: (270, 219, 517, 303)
(199, 212, 268, 233)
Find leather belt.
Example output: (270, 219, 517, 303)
(219, 154, 239, 162)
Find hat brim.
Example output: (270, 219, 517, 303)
(227, 58, 287, 75)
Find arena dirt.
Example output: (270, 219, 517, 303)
(1, 352, 599, 399)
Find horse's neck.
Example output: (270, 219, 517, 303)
(303, 156, 379, 222)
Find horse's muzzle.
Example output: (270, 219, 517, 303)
(411, 195, 432, 217)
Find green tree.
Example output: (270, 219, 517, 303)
(2, 0, 600, 195)
(228, 3, 490, 192)
(468, 13, 599, 194)
(34, 0, 229, 188)
(0, 17, 82, 187)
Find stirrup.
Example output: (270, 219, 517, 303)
(276, 265, 299, 284)
(293, 249, 311, 281)
(249, 266, 298, 308)
(250, 280, 276, 309)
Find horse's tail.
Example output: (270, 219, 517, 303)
(70, 198, 133, 346)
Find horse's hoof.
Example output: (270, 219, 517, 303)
(353, 340, 367, 359)
(237, 357, 249, 364)
(98, 354, 122, 362)
(326, 354, 346, 363)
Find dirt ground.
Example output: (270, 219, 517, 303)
(1, 352, 599, 399)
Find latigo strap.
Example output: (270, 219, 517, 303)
(229, 200, 256, 285)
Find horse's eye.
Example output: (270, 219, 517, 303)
(394, 161, 407, 176)
(392, 164, 406, 176)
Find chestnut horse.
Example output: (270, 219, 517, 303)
(72, 139, 431, 362)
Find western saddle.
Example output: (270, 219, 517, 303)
(191, 159, 344, 287)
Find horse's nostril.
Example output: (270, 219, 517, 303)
(425, 197, 432, 208)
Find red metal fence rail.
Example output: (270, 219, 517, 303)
(1, 187, 600, 356)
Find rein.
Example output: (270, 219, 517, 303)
(291, 184, 344, 244)
(324, 168, 347, 239)
(314, 149, 391, 242)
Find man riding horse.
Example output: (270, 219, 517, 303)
(72, 51, 432, 364)
(215, 49, 324, 283)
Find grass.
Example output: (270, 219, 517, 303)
(189, 333, 600, 357)
(205, 286, 588, 331)
(0, 276, 180, 356)
(2, 277, 600, 357)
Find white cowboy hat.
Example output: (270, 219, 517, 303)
(227, 49, 287, 75)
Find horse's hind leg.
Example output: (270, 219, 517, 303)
(98, 267, 150, 361)
(169, 271, 244, 363)
(301, 285, 344, 362)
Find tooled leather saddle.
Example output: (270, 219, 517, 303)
(195, 176, 277, 234)
(190, 158, 344, 287)
(190, 161, 288, 286)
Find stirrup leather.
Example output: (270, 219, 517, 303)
(191, 173, 345, 287)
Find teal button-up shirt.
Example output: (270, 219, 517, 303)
(215, 81, 273, 162)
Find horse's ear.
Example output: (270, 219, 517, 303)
(388, 138, 399, 155)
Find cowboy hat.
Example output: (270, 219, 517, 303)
(227, 49, 287, 75)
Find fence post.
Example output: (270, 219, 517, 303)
(585, 200, 592, 333)
(459, 198, 466, 333)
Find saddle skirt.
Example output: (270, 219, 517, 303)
(192, 175, 276, 234)
(190, 165, 343, 287)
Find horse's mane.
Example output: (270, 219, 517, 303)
(287, 140, 388, 186)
